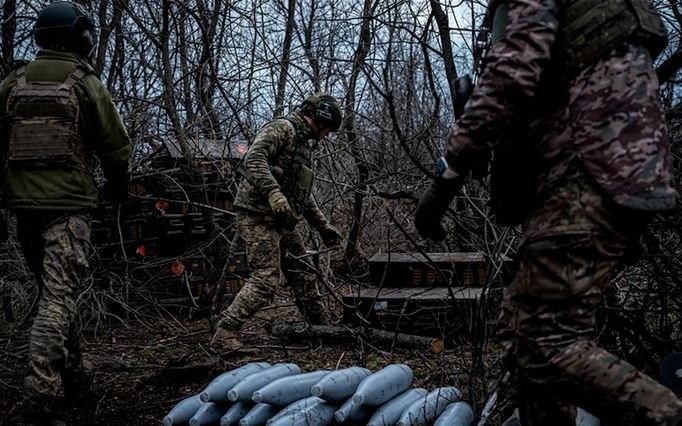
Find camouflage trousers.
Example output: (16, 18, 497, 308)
(498, 167, 682, 425)
(218, 211, 328, 330)
(16, 211, 92, 403)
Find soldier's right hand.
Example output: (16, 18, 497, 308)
(101, 182, 128, 205)
(268, 190, 292, 216)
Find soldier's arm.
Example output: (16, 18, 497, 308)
(243, 120, 293, 198)
(80, 76, 132, 190)
(302, 193, 330, 230)
(446, 0, 559, 172)
(0, 73, 18, 186)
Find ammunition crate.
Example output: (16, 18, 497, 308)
(369, 252, 499, 288)
(342, 286, 484, 340)
(121, 215, 152, 241)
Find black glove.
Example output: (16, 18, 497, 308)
(101, 182, 129, 205)
(318, 224, 342, 248)
(415, 177, 462, 241)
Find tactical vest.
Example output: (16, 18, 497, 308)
(487, 0, 667, 74)
(555, 0, 667, 74)
(275, 117, 315, 215)
(5, 63, 94, 172)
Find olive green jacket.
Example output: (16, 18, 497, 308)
(0, 50, 132, 211)
(233, 113, 330, 229)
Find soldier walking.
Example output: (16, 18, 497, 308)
(212, 94, 343, 350)
(416, 0, 682, 424)
(0, 2, 132, 425)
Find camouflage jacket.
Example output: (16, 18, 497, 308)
(446, 0, 677, 212)
(0, 50, 132, 211)
(233, 113, 330, 229)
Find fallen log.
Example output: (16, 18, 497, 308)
(269, 320, 444, 354)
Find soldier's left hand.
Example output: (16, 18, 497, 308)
(415, 177, 461, 241)
(319, 224, 342, 248)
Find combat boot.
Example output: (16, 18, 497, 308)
(211, 320, 243, 352)
(302, 302, 330, 326)
(10, 394, 66, 426)
(63, 359, 94, 401)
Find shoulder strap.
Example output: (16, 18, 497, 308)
(58, 62, 93, 92)
(15, 65, 27, 88)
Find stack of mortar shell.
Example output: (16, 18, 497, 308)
(163, 362, 475, 426)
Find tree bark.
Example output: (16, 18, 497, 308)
(342, 0, 378, 270)
(1, 0, 16, 79)
(274, 0, 297, 117)
(160, 0, 188, 153)
(270, 320, 445, 353)
(429, 0, 462, 117)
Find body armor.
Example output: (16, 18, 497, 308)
(555, 0, 667, 74)
(5, 63, 93, 172)
(487, 0, 667, 74)
(274, 117, 315, 215)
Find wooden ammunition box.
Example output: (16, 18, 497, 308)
(342, 286, 484, 340)
(369, 252, 489, 287)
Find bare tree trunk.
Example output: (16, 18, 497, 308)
(193, 0, 224, 139)
(94, 0, 126, 75)
(1, 0, 16, 79)
(178, 5, 195, 127)
(299, 0, 321, 91)
(342, 0, 379, 270)
(274, 0, 297, 117)
(105, 3, 126, 92)
(160, 0, 188, 152)
(429, 0, 462, 117)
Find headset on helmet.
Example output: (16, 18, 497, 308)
(34, 1, 97, 58)
(300, 94, 343, 132)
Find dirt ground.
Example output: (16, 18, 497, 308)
(0, 296, 500, 426)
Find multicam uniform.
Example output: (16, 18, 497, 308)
(0, 51, 132, 406)
(218, 112, 335, 330)
(446, 0, 681, 424)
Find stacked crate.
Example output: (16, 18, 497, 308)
(91, 138, 250, 306)
(342, 252, 513, 341)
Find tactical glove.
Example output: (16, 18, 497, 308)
(268, 190, 301, 229)
(415, 177, 462, 241)
(319, 223, 342, 248)
(101, 182, 129, 205)
(268, 190, 292, 215)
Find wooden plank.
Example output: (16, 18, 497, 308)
(343, 287, 403, 299)
(342, 287, 430, 301)
(369, 252, 486, 264)
(411, 287, 483, 301)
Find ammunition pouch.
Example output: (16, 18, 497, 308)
(5, 63, 93, 172)
(272, 162, 314, 216)
(556, 0, 667, 75)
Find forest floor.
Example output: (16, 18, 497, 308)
(0, 288, 505, 426)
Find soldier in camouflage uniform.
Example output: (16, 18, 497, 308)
(0, 2, 132, 424)
(212, 94, 343, 350)
(416, 0, 682, 424)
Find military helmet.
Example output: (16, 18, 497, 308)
(301, 94, 343, 132)
(34, 1, 97, 58)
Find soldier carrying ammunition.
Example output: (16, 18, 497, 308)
(416, 0, 682, 424)
(211, 94, 343, 350)
(0, 2, 132, 425)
